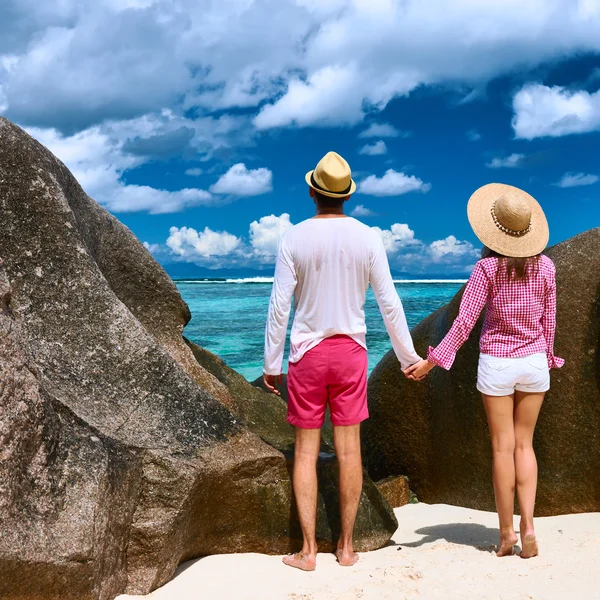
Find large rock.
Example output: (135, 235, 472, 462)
(363, 228, 600, 516)
(0, 263, 142, 600)
(0, 116, 396, 598)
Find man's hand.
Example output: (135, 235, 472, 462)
(403, 359, 435, 381)
(263, 373, 283, 395)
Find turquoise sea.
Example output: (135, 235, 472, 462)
(178, 279, 465, 381)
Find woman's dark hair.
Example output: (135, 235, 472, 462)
(312, 189, 346, 209)
(481, 246, 541, 281)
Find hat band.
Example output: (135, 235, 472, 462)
(491, 201, 532, 237)
(311, 173, 352, 196)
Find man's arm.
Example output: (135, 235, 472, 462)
(369, 237, 421, 369)
(264, 236, 297, 385)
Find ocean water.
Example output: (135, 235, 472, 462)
(178, 279, 465, 381)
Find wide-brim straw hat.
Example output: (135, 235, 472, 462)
(305, 151, 357, 198)
(467, 183, 549, 258)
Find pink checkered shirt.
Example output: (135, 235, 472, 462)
(428, 255, 564, 371)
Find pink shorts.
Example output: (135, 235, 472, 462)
(287, 335, 368, 429)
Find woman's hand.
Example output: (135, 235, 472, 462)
(403, 359, 435, 381)
(263, 373, 283, 395)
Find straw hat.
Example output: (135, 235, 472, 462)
(467, 183, 549, 258)
(305, 151, 357, 198)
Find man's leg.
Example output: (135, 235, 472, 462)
(283, 427, 321, 571)
(333, 424, 362, 566)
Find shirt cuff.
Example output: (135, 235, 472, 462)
(400, 356, 422, 371)
(547, 354, 565, 369)
(427, 346, 454, 371)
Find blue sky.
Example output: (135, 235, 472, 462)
(1, 1, 599, 276)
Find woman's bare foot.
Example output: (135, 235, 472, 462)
(335, 548, 359, 566)
(520, 533, 539, 559)
(282, 552, 316, 571)
(496, 532, 518, 557)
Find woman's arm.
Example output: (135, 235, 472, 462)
(428, 261, 491, 370)
(541, 261, 565, 369)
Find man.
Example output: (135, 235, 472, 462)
(263, 151, 421, 571)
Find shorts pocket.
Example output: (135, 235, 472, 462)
(528, 356, 548, 370)
(486, 361, 511, 372)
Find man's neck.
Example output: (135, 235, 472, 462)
(314, 207, 347, 219)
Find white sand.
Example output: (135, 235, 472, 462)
(118, 503, 600, 600)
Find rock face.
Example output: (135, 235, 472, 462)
(364, 228, 600, 516)
(0, 117, 397, 599)
(376, 476, 411, 509)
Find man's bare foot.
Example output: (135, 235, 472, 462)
(496, 533, 518, 557)
(335, 548, 359, 566)
(520, 533, 539, 559)
(282, 552, 316, 571)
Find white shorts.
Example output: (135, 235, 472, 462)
(477, 353, 550, 397)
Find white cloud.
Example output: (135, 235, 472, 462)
(210, 163, 273, 197)
(370, 224, 479, 272)
(486, 153, 526, 169)
(249, 213, 293, 257)
(25, 123, 217, 213)
(371, 223, 420, 253)
(2, 1, 600, 134)
(167, 226, 241, 258)
(185, 168, 203, 176)
(555, 172, 599, 188)
(359, 169, 431, 196)
(358, 123, 403, 138)
(467, 129, 482, 142)
(254, 65, 367, 129)
(158, 215, 478, 273)
(143, 241, 160, 254)
(512, 84, 600, 139)
(429, 235, 479, 263)
(359, 140, 387, 156)
(351, 204, 377, 217)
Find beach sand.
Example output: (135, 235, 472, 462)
(117, 503, 600, 600)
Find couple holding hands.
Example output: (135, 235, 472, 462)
(263, 152, 562, 570)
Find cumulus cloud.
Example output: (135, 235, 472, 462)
(254, 65, 367, 129)
(158, 215, 477, 273)
(555, 172, 599, 188)
(210, 163, 273, 197)
(486, 153, 526, 169)
(429, 235, 479, 263)
(370, 224, 478, 273)
(512, 84, 600, 139)
(371, 223, 420, 253)
(249, 213, 293, 257)
(359, 140, 387, 156)
(3, 1, 599, 134)
(25, 122, 218, 214)
(185, 168, 203, 176)
(359, 169, 431, 196)
(358, 123, 404, 138)
(167, 226, 241, 258)
(351, 205, 377, 217)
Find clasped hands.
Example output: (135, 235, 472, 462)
(403, 359, 435, 381)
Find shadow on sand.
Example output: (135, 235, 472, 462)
(398, 522, 505, 553)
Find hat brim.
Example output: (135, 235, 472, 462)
(467, 183, 549, 258)
(305, 170, 357, 198)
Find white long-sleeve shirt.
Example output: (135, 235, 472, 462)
(264, 217, 421, 375)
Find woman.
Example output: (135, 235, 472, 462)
(406, 183, 564, 559)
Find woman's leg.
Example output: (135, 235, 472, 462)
(514, 390, 545, 558)
(482, 393, 517, 556)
